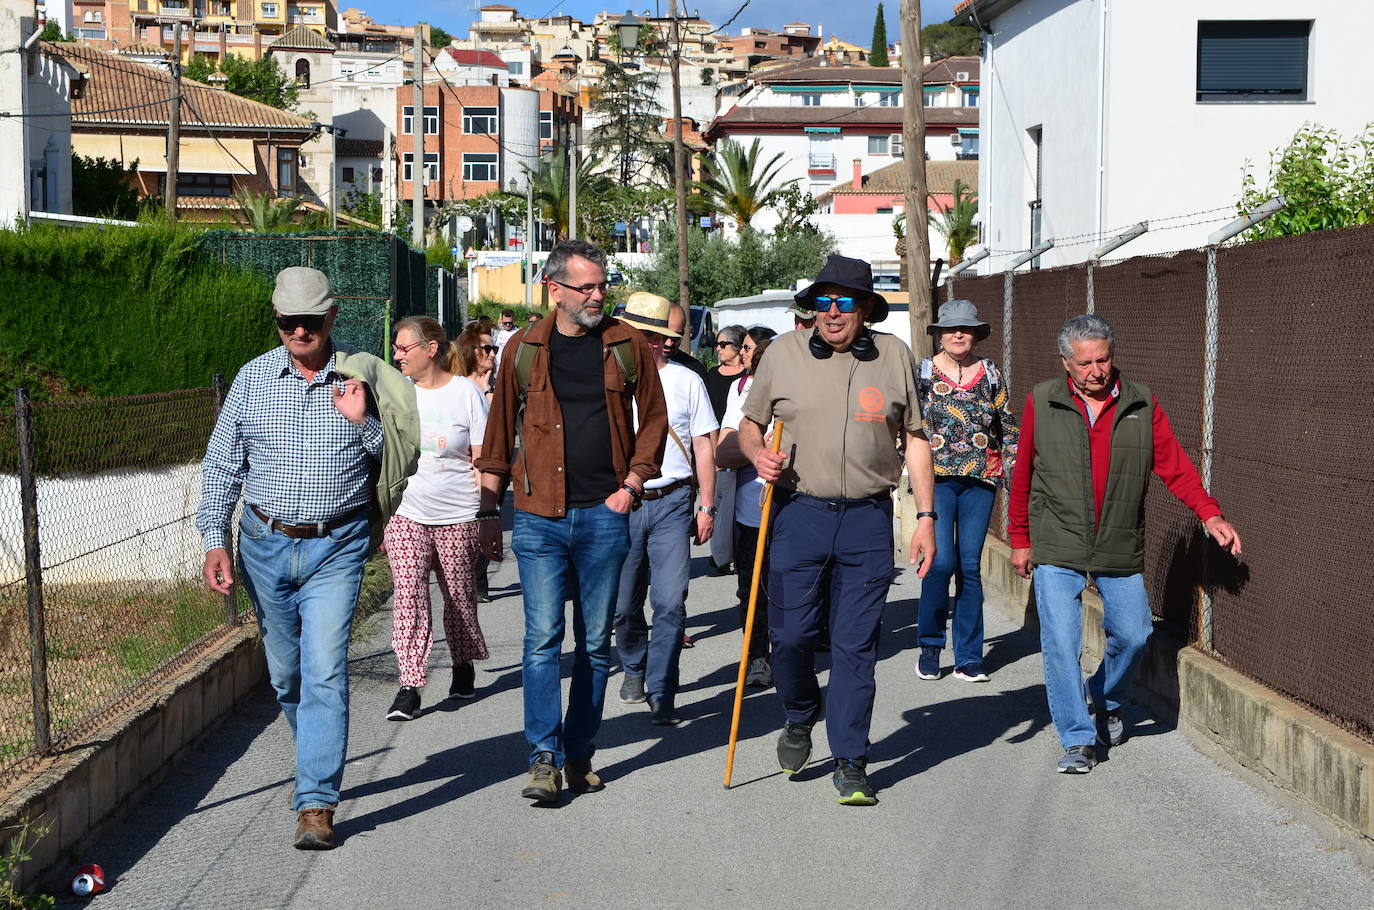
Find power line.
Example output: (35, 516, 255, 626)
(0, 98, 170, 118)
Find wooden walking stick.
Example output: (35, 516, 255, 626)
(724, 419, 784, 788)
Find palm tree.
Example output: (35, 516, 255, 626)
(514, 153, 612, 241)
(694, 138, 796, 229)
(928, 179, 979, 263)
(234, 190, 304, 232)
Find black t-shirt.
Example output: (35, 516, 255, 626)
(548, 323, 618, 508)
(705, 366, 741, 423)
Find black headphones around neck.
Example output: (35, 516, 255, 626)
(809, 327, 878, 361)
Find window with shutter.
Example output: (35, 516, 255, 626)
(1197, 20, 1311, 102)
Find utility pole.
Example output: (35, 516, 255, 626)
(568, 124, 578, 240)
(411, 23, 425, 249)
(525, 178, 534, 307)
(667, 0, 690, 310)
(328, 125, 340, 229)
(165, 25, 183, 218)
(899, 0, 932, 358)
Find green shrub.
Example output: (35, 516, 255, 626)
(0, 222, 277, 402)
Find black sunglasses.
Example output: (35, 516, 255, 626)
(479, 344, 498, 353)
(275, 313, 327, 333)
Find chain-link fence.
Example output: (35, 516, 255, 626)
(0, 384, 246, 784)
(946, 222, 1374, 741)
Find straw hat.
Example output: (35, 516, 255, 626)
(620, 291, 680, 338)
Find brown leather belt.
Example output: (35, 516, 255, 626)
(639, 478, 691, 501)
(249, 505, 363, 539)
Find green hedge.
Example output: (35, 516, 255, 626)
(0, 223, 276, 401)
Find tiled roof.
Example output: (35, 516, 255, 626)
(706, 104, 978, 136)
(817, 159, 978, 201)
(756, 60, 902, 85)
(445, 47, 508, 68)
(271, 25, 336, 52)
(923, 55, 980, 84)
(661, 118, 707, 152)
(117, 43, 168, 56)
(46, 42, 316, 132)
(337, 137, 383, 157)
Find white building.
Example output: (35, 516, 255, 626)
(955, 0, 1374, 270)
(0, 2, 77, 223)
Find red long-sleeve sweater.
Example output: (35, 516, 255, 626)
(1007, 378, 1220, 550)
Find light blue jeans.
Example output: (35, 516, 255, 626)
(512, 503, 630, 768)
(1032, 565, 1154, 748)
(237, 506, 370, 811)
(614, 485, 692, 705)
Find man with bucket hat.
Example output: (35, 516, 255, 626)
(198, 266, 418, 849)
(613, 292, 718, 726)
(914, 300, 1019, 684)
(738, 254, 937, 805)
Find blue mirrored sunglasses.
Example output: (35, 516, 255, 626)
(813, 295, 858, 313)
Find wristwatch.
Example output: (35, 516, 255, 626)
(698, 505, 718, 517)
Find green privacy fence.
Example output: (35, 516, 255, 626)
(198, 230, 436, 357)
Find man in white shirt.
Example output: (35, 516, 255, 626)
(613, 292, 718, 726)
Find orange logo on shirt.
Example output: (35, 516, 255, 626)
(855, 386, 885, 422)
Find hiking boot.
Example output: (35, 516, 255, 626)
(293, 808, 335, 850)
(448, 662, 476, 700)
(619, 674, 647, 705)
(565, 758, 604, 793)
(915, 646, 941, 680)
(832, 759, 877, 806)
(521, 752, 562, 803)
(745, 656, 773, 688)
(386, 686, 421, 721)
(776, 721, 814, 775)
(649, 698, 681, 726)
(1056, 745, 1098, 774)
(953, 661, 990, 682)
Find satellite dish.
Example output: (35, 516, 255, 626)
(457, 216, 475, 233)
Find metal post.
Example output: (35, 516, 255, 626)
(668, 0, 691, 311)
(1199, 245, 1220, 650)
(1086, 261, 1095, 314)
(210, 375, 239, 626)
(524, 179, 534, 309)
(411, 24, 426, 250)
(329, 126, 338, 230)
(568, 125, 578, 241)
(15, 388, 51, 752)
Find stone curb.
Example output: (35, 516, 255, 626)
(980, 535, 1373, 856)
(0, 624, 267, 891)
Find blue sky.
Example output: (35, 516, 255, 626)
(360, 0, 960, 49)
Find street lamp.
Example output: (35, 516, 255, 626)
(510, 178, 534, 308)
(312, 121, 348, 229)
(615, 11, 643, 52)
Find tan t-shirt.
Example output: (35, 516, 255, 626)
(742, 330, 924, 499)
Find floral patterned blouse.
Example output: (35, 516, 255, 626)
(919, 358, 1020, 486)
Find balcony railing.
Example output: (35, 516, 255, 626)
(807, 152, 836, 171)
(955, 152, 979, 161)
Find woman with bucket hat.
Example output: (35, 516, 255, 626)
(914, 300, 1020, 683)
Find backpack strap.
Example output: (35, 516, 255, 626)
(917, 357, 934, 430)
(512, 340, 542, 496)
(607, 338, 638, 392)
(982, 358, 1001, 389)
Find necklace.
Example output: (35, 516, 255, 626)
(939, 351, 978, 385)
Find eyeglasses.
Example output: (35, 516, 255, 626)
(275, 313, 327, 333)
(479, 344, 498, 353)
(813, 296, 858, 313)
(393, 339, 429, 355)
(499, 320, 515, 327)
(550, 279, 609, 296)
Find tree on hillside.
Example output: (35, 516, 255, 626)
(429, 24, 454, 48)
(184, 55, 299, 110)
(694, 138, 796, 230)
(869, 4, 890, 67)
(1238, 124, 1374, 241)
(587, 62, 664, 187)
(921, 22, 981, 60)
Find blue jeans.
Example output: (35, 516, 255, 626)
(512, 503, 630, 768)
(1033, 565, 1154, 748)
(237, 507, 370, 811)
(917, 477, 996, 668)
(614, 485, 691, 704)
(767, 490, 894, 763)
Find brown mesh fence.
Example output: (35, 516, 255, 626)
(950, 222, 1374, 740)
(0, 386, 247, 785)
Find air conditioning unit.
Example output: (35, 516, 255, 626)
(950, 132, 963, 145)
(956, 71, 969, 80)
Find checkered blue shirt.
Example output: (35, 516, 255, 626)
(197, 344, 384, 552)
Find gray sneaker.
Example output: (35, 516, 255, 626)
(745, 656, 773, 688)
(619, 674, 647, 704)
(1056, 745, 1097, 774)
(776, 721, 814, 775)
(1085, 680, 1127, 746)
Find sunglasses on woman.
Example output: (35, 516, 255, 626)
(479, 344, 498, 353)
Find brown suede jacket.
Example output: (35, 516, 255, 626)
(474, 314, 668, 518)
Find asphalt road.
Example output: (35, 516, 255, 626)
(64, 537, 1373, 909)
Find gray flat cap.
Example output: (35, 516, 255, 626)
(273, 266, 334, 316)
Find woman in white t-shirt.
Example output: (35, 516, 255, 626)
(383, 316, 491, 721)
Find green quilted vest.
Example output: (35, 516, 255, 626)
(1028, 375, 1153, 573)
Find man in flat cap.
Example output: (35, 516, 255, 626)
(198, 266, 417, 850)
